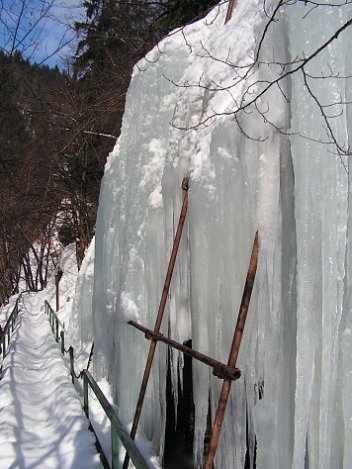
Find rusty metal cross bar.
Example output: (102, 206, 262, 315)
(124, 173, 259, 468)
(123, 176, 189, 469)
(129, 320, 241, 381)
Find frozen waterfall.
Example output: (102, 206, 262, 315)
(72, 0, 352, 467)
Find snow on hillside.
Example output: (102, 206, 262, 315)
(72, 1, 352, 468)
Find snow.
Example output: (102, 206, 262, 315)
(0, 241, 160, 468)
(0, 289, 99, 468)
(70, 0, 352, 468)
(2, 1, 352, 468)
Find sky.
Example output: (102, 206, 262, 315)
(0, 0, 84, 69)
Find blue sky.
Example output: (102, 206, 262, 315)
(0, 0, 84, 69)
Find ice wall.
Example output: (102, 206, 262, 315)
(84, 1, 352, 467)
(68, 238, 95, 349)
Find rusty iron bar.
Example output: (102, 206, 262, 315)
(123, 177, 189, 469)
(129, 320, 241, 381)
(203, 231, 259, 469)
(225, 0, 236, 24)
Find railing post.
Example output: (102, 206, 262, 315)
(3, 332, 6, 358)
(60, 331, 65, 355)
(0, 295, 22, 361)
(55, 318, 59, 342)
(55, 267, 63, 312)
(69, 346, 74, 384)
(83, 372, 89, 419)
(111, 425, 119, 469)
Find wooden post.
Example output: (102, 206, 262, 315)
(203, 232, 259, 469)
(123, 177, 189, 469)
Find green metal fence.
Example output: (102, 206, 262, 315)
(0, 295, 22, 360)
(45, 300, 150, 469)
(83, 369, 150, 469)
(44, 300, 60, 343)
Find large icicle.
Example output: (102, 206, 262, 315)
(69, 0, 352, 467)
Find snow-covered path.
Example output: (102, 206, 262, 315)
(0, 293, 100, 468)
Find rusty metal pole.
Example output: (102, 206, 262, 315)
(203, 232, 259, 469)
(128, 320, 241, 381)
(123, 177, 189, 469)
(225, 0, 236, 24)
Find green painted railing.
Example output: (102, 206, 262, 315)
(44, 300, 60, 343)
(45, 300, 150, 469)
(0, 295, 22, 360)
(83, 370, 150, 469)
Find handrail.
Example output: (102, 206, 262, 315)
(83, 370, 150, 469)
(44, 300, 150, 469)
(0, 294, 22, 360)
(44, 300, 60, 342)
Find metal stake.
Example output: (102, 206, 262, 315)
(203, 232, 259, 469)
(123, 177, 189, 469)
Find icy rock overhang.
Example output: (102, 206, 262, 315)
(82, 1, 352, 467)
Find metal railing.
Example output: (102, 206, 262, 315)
(0, 295, 22, 360)
(44, 300, 60, 343)
(45, 300, 150, 469)
(83, 370, 150, 469)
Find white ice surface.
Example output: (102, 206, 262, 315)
(15, 1, 351, 468)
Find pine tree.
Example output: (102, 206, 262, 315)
(155, 0, 219, 32)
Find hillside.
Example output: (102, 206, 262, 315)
(0, 51, 68, 304)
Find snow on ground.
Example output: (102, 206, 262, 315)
(0, 244, 101, 468)
(0, 290, 100, 468)
(0, 241, 161, 468)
